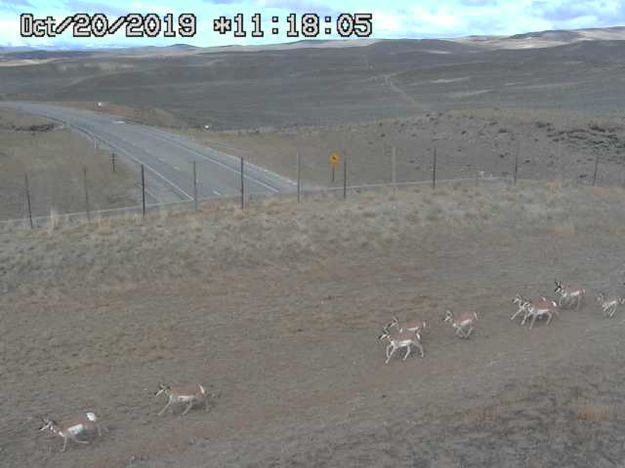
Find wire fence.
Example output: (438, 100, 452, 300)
(2, 142, 622, 230)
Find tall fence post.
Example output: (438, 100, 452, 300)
(432, 147, 437, 190)
(24, 173, 33, 229)
(83, 167, 91, 222)
(592, 154, 600, 186)
(392, 145, 397, 192)
(141, 164, 146, 218)
(193, 160, 198, 212)
(343, 156, 348, 200)
(558, 138, 563, 180)
(111, 152, 116, 173)
(297, 151, 301, 203)
(513, 140, 519, 185)
(240, 157, 245, 209)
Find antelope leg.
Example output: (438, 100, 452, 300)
(182, 401, 194, 416)
(158, 401, 172, 416)
(403, 345, 411, 361)
(71, 434, 89, 445)
(530, 313, 538, 330)
(510, 308, 524, 321)
(417, 342, 425, 358)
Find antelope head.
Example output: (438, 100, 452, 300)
(154, 384, 170, 397)
(38, 416, 56, 432)
(512, 293, 524, 305)
(554, 280, 563, 294)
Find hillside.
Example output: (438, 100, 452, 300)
(2, 28, 625, 129)
(4, 182, 625, 466)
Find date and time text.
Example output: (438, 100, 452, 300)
(19, 12, 373, 39)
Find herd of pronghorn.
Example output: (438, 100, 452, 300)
(38, 280, 623, 452)
(377, 279, 622, 364)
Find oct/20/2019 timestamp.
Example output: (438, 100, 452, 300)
(20, 13, 197, 38)
(19, 11, 372, 39)
(213, 13, 373, 38)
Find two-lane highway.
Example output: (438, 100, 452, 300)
(2, 102, 296, 204)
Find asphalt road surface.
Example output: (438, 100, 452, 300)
(2, 102, 295, 205)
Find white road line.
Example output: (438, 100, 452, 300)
(141, 127, 283, 193)
(79, 127, 194, 201)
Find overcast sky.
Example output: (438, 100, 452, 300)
(1, 0, 624, 48)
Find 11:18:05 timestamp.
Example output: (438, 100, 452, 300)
(213, 13, 373, 38)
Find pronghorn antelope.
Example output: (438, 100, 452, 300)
(596, 292, 625, 318)
(511, 294, 531, 322)
(378, 325, 424, 364)
(520, 297, 559, 330)
(444, 310, 478, 338)
(155, 383, 209, 415)
(385, 316, 427, 334)
(39, 412, 105, 452)
(511, 294, 550, 323)
(554, 280, 585, 309)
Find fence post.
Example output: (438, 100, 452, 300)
(193, 160, 198, 212)
(513, 140, 519, 185)
(392, 145, 397, 192)
(83, 167, 91, 222)
(24, 173, 33, 229)
(141, 164, 146, 218)
(343, 156, 348, 200)
(111, 152, 116, 173)
(297, 151, 301, 203)
(592, 154, 599, 186)
(240, 157, 245, 209)
(558, 138, 563, 180)
(432, 147, 437, 190)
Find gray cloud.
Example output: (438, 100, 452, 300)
(538, 2, 594, 21)
(204, 0, 244, 4)
(253, 0, 339, 16)
(459, 0, 497, 6)
(535, 0, 625, 26)
(63, 1, 129, 16)
(0, 0, 33, 10)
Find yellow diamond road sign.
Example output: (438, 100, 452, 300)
(330, 152, 341, 167)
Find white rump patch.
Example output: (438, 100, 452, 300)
(68, 424, 84, 436)
(86, 412, 97, 422)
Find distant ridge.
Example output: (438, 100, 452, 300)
(2, 25, 625, 55)
(456, 25, 625, 49)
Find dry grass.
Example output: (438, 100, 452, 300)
(0, 108, 137, 220)
(549, 222, 576, 237)
(1, 180, 621, 301)
(573, 403, 615, 421)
